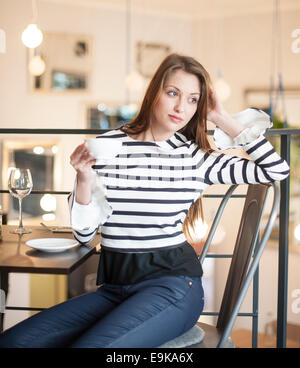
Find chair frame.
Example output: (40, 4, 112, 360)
(197, 182, 279, 348)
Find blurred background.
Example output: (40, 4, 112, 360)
(0, 0, 299, 346)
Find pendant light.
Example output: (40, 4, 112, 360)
(21, 0, 43, 48)
(294, 224, 300, 241)
(212, 0, 231, 102)
(125, 70, 145, 92)
(0, 28, 6, 54)
(28, 48, 46, 76)
(124, 0, 144, 99)
(215, 69, 231, 102)
(269, 0, 287, 127)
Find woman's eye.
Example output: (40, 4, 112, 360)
(189, 97, 198, 104)
(167, 90, 177, 97)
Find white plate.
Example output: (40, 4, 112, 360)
(26, 238, 79, 253)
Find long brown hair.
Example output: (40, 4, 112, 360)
(120, 53, 214, 154)
(121, 53, 214, 244)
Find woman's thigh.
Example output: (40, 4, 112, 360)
(70, 275, 204, 348)
(0, 285, 122, 348)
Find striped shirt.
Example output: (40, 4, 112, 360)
(68, 122, 289, 284)
(70, 128, 289, 247)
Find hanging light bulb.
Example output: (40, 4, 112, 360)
(0, 28, 6, 54)
(294, 224, 300, 241)
(215, 77, 231, 101)
(212, 0, 231, 104)
(28, 54, 45, 76)
(124, 0, 145, 94)
(22, 0, 43, 48)
(215, 69, 231, 102)
(22, 24, 43, 48)
(125, 70, 145, 92)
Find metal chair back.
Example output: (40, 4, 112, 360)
(199, 182, 279, 347)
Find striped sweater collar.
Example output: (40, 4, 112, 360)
(118, 129, 189, 151)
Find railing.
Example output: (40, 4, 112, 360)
(0, 127, 298, 348)
(203, 128, 295, 348)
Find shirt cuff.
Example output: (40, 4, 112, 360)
(70, 172, 113, 231)
(213, 108, 273, 150)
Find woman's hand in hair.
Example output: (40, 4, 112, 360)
(207, 86, 228, 124)
(207, 86, 245, 139)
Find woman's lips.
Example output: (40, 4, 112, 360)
(168, 114, 183, 123)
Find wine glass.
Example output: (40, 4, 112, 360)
(8, 168, 33, 234)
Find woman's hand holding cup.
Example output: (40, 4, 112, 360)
(70, 138, 122, 205)
(70, 142, 96, 182)
(70, 142, 98, 205)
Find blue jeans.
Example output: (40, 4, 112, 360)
(0, 275, 204, 348)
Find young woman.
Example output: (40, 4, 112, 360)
(0, 53, 289, 348)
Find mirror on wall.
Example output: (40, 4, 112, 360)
(27, 33, 93, 93)
(83, 101, 139, 130)
(136, 41, 170, 78)
(1, 139, 59, 224)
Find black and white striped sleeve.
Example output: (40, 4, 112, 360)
(204, 134, 290, 185)
(68, 173, 113, 244)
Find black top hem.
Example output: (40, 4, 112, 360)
(96, 241, 203, 285)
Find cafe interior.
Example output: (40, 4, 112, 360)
(0, 0, 300, 348)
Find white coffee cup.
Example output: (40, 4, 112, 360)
(86, 138, 122, 159)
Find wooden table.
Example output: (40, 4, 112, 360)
(0, 225, 100, 274)
(0, 225, 101, 332)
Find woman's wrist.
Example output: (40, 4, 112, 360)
(211, 112, 245, 139)
(76, 171, 93, 205)
(77, 170, 93, 184)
